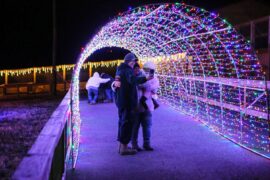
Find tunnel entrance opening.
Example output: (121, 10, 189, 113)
(78, 47, 131, 101)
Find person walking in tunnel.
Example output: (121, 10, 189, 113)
(132, 61, 160, 151)
(86, 72, 110, 104)
(112, 52, 153, 155)
(100, 73, 114, 103)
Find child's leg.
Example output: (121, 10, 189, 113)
(141, 111, 153, 150)
(105, 88, 113, 102)
(152, 98, 159, 109)
(88, 88, 93, 103)
(131, 113, 141, 146)
(92, 89, 99, 103)
(140, 96, 148, 110)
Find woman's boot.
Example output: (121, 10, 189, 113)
(132, 143, 143, 151)
(143, 142, 154, 151)
(119, 143, 137, 155)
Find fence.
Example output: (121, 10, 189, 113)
(0, 60, 121, 98)
(12, 92, 72, 180)
(158, 73, 270, 158)
(11, 60, 122, 179)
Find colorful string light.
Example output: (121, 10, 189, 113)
(0, 60, 121, 78)
(71, 3, 270, 167)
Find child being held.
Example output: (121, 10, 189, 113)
(137, 62, 160, 112)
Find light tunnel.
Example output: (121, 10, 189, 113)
(70, 3, 270, 167)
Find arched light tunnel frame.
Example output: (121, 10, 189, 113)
(70, 3, 270, 168)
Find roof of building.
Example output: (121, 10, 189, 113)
(218, 0, 270, 25)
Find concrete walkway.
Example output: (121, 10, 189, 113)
(67, 101, 270, 180)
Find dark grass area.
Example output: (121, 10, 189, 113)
(0, 96, 63, 179)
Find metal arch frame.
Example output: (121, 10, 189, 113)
(94, 10, 266, 141)
(123, 29, 196, 108)
(172, 7, 243, 132)
(124, 5, 164, 36)
(131, 18, 210, 116)
(176, 8, 262, 139)
(122, 10, 223, 79)
(125, 1, 266, 140)
(122, 18, 207, 115)
(160, 11, 223, 123)
(123, 15, 217, 77)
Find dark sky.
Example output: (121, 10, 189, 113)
(0, 0, 269, 69)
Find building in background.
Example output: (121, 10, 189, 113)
(218, 0, 270, 79)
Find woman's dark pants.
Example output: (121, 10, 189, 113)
(117, 108, 136, 145)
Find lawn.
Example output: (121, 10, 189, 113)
(0, 97, 63, 179)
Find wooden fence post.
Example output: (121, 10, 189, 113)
(89, 65, 92, 77)
(33, 68, 37, 84)
(63, 66, 66, 81)
(5, 70, 8, 85)
(63, 66, 67, 92)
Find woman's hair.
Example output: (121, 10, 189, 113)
(133, 63, 140, 69)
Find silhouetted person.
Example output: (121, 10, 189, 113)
(100, 73, 114, 103)
(86, 72, 110, 104)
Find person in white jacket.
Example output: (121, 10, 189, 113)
(86, 72, 110, 104)
(132, 61, 160, 151)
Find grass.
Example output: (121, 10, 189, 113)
(0, 96, 63, 179)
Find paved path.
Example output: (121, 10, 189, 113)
(67, 101, 270, 180)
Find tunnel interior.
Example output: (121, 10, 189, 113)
(70, 3, 270, 167)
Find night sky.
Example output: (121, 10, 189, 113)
(1, 0, 269, 69)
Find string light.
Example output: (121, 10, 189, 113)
(0, 60, 122, 77)
(71, 3, 270, 168)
